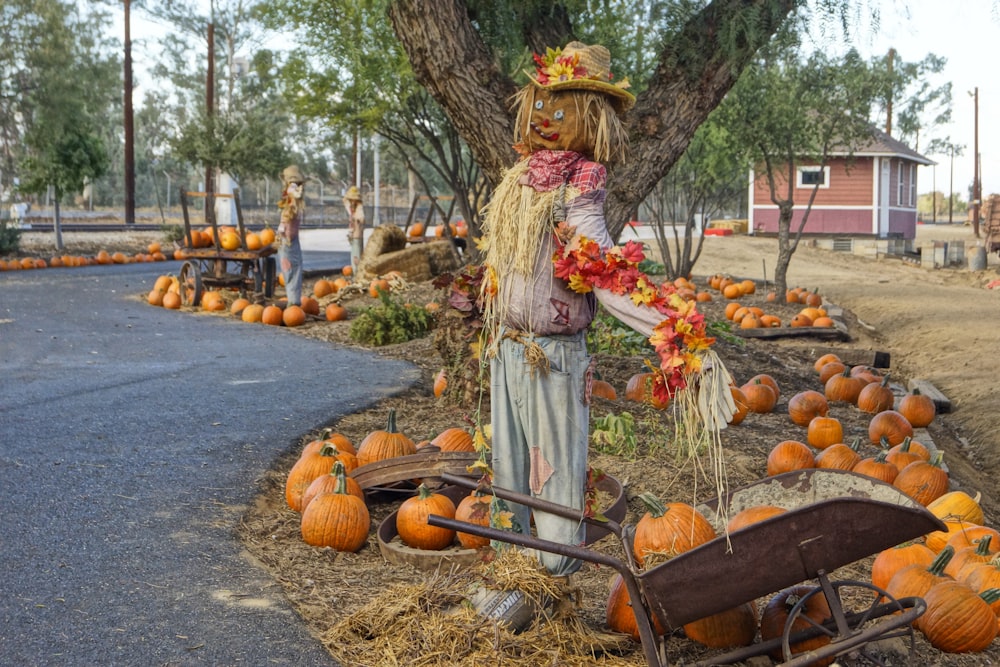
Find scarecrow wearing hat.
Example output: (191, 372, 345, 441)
(343, 186, 365, 275)
(477, 43, 730, 587)
(277, 165, 306, 305)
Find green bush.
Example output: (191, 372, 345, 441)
(0, 219, 21, 255)
(586, 307, 650, 356)
(348, 289, 434, 346)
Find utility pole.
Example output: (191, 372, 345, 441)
(885, 48, 895, 136)
(949, 145, 955, 225)
(123, 0, 135, 225)
(972, 87, 981, 238)
(204, 0, 216, 226)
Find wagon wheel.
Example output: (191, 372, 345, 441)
(178, 261, 204, 307)
(779, 578, 918, 666)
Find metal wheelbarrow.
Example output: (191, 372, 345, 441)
(428, 468, 947, 666)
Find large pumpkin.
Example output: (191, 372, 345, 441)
(857, 375, 894, 414)
(300, 460, 365, 511)
(787, 390, 829, 427)
(898, 388, 937, 428)
(430, 427, 475, 452)
(286, 445, 351, 512)
(605, 573, 666, 640)
(300, 461, 371, 551)
(766, 440, 816, 476)
(396, 483, 457, 550)
(356, 408, 417, 467)
(632, 494, 715, 567)
(927, 490, 985, 526)
(892, 453, 949, 506)
(867, 410, 914, 446)
(870, 540, 936, 592)
(919, 581, 1000, 653)
(885, 546, 955, 629)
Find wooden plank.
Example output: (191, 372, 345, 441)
(906, 379, 953, 414)
(801, 346, 891, 369)
(734, 325, 850, 341)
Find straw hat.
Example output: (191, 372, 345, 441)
(281, 165, 305, 185)
(344, 186, 363, 202)
(527, 42, 634, 112)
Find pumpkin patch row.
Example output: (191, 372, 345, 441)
(1, 242, 169, 271)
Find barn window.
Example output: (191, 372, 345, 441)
(897, 160, 905, 205)
(909, 163, 917, 206)
(796, 166, 830, 189)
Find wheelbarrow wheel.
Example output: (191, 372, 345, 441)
(178, 261, 204, 307)
(779, 579, 919, 666)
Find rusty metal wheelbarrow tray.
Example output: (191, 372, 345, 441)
(430, 469, 946, 667)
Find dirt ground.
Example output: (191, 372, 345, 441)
(13, 224, 1000, 665)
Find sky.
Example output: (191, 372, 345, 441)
(113, 0, 1000, 198)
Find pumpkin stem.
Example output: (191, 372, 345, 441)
(331, 460, 349, 495)
(929, 451, 945, 468)
(416, 483, 434, 500)
(385, 408, 399, 434)
(898, 436, 913, 452)
(974, 535, 993, 555)
(878, 435, 892, 451)
(318, 443, 341, 457)
(929, 545, 954, 576)
(638, 492, 667, 518)
(980, 588, 1000, 604)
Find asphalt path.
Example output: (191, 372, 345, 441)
(0, 250, 417, 666)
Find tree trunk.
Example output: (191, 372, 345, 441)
(54, 197, 64, 251)
(387, 0, 520, 186)
(773, 203, 794, 297)
(389, 0, 798, 239)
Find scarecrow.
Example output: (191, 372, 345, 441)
(277, 165, 306, 306)
(477, 42, 733, 594)
(343, 185, 365, 275)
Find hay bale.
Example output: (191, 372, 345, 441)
(361, 224, 407, 263)
(360, 246, 434, 282)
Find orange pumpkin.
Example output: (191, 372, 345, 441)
(725, 505, 786, 533)
(430, 427, 475, 452)
(454, 491, 493, 549)
(432, 368, 447, 398)
(356, 408, 417, 467)
(898, 388, 936, 428)
(325, 303, 347, 322)
(632, 493, 715, 566)
(852, 450, 898, 484)
(806, 416, 843, 450)
(261, 305, 284, 326)
(283, 304, 307, 327)
(682, 602, 757, 649)
(300, 461, 370, 551)
(606, 573, 666, 640)
(766, 440, 816, 476)
(867, 410, 914, 446)
(919, 581, 1000, 653)
(787, 390, 829, 427)
(759, 585, 834, 664)
(893, 453, 949, 506)
(396, 483, 456, 550)
(871, 540, 936, 592)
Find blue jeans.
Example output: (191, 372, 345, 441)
(278, 238, 302, 305)
(489, 330, 591, 576)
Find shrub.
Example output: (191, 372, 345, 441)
(349, 290, 434, 346)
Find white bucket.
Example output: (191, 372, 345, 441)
(967, 245, 987, 271)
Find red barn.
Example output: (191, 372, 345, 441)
(748, 129, 933, 240)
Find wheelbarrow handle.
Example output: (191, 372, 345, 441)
(437, 472, 624, 538)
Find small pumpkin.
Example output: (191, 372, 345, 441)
(945, 525, 1000, 555)
(725, 505, 786, 533)
(787, 390, 829, 427)
(885, 545, 955, 618)
(806, 415, 843, 450)
(962, 558, 1000, 615)
(356, 408, 417, 467)
(591, 379, 618, 401)
(430, 427, 475, 452)
(893, 452, 949, 506)
(300, 459, 365, 510)
(851, 450, 898, 484)
(606, 573, 666, 639)
(432, 368, 447, 398)
(396, 483, 457, 551)
(857, 375, 894, 414)
(824, 366, 865, 404)
(454, 491, 493, 549)
(814, 438, 862, 471)
(898, 388, 936, 428)
(624, 372, 669, 409)
(286, 445, 351, 512)
(766, 440, 816, 476)
(632, 493, 716, 567)
(813, 352, 841, 373)
(870, 540, 936, 592)
(740, 379, 777, 414)
(927, 490, 985, 526)
(747, 373, 780, 401)
(944, 535, 995, 580)
(682, 601, 757, 649)
(867, 410, 914, 447)
(919, 581, 1000, 653)
(727, 386, 750, 426)
(818, 360, 847, 384)
(759, 585, 834, 664)
(888, 436, 931, 463)
(926, 518, 980, 554)
(300, 461, 371, 551)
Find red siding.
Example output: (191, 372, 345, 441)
(752, 208, 872, 235)
(752, 158, 874, 206)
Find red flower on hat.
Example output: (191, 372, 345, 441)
(533, 48, 588, 85)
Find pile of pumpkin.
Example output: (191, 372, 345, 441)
(710, 275, 836, 329)
(1, 242, 169, 271)
(284, 409, 492, 554)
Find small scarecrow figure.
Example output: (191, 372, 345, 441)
(343, 185, 365, 275)
(277, 165, 306, 306)
(478, 42, 731, 582)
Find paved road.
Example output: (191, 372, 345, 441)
(0, 251, 418, 666)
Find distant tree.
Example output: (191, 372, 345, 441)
(641, 113, 747, 280)
(715, 46, 886, 296)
